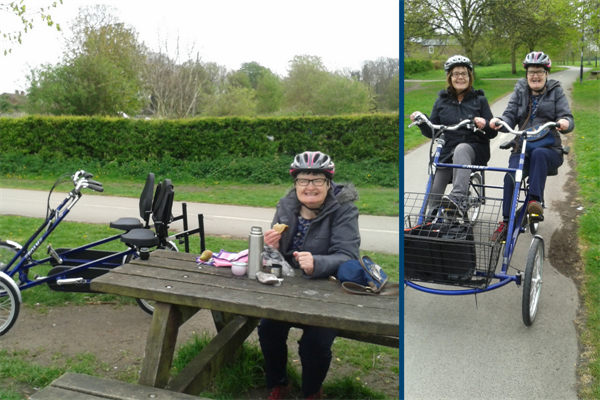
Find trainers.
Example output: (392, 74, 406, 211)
(491, 221, 508, 242)
(268, 382, 292, 400)
(442, 195, 466, 218)
(528, 200, 544, 219)
(306, 386, 324, 400)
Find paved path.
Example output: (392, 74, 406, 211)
(403, 66, 589, 399)
(0, 188, 400, 254)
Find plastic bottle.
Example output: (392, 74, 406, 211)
(247, 226, 264, 279)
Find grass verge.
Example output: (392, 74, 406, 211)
(571, 73, 600, 398)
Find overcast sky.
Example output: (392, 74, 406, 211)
(0, 0, 400, 94)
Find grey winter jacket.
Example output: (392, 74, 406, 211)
(418, 88, 498, 166)
(498, 78, 574, 156)
(271, 183, 360, 279)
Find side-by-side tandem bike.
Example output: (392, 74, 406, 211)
(404, 116, 567, 326)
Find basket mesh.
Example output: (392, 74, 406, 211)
(404, 192, 504, 288)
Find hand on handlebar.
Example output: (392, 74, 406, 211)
(490, 117, 503, 130)
(473, 117, 486, 130)
(409, 111, 425, 123)
(555, 119, 568, 131)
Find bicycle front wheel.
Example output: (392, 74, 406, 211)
(522, 237, 544, 326)
(0, 272, 21, 336)
(136, 240, 179, 316)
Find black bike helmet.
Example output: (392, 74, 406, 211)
(444, 55, 473, 74)
(523, 51, 552, 70)
(289, 151, 335, 179)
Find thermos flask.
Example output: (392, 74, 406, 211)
(247, 226, 264, 279)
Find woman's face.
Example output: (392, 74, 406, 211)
(526, 66, 547, 92)
(295, 172, 329, 209)
(450, 66, 469, 92)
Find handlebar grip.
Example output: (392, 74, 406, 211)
(494, 120, 503, 128)
(88, 184, 104, 192)
(88, 179, 103, 187)
(82, 172, 94, 178)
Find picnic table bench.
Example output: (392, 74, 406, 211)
(90, 250, 399, 396)
(30, 372, 209, 399)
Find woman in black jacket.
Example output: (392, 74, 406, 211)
(410, 55, 497, 216)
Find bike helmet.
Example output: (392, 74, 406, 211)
(444, 55, 473, 74)
(523, 51, 551, 70)
(290, 151, 335, 179)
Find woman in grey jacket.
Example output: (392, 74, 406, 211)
(258, 151, 360, 399)
(490, 51, 574, 241)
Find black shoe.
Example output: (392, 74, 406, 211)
(442, 195, 466, 218)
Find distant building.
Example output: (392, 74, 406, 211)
(406, 37, 462, 60)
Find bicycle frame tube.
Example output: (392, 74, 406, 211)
(418, 138, 444, 225)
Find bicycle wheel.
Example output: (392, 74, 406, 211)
(135, 240, 179, 316)
(467, 172, 483, 224)
(0, 241, 29, 285)
(0, 272, 21, 336)
(522, 237, 544, 326)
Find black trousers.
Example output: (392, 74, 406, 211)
(258, 318, 337, 397)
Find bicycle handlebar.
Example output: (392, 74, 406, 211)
(493, 120, 558, 135)
(71, 170, 104, 193)
(408, 114, 474, 132)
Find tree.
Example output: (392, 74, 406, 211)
(360, 57, 400, 111)
(204, 86, 257, 117)
(238, 62, 283, 114)
(312, 73, 372, 115)
(0, 0, 62, 55)
(404, 0, 492, 62)
(283, 55, 329, 115)
(26, 5, 147, 116)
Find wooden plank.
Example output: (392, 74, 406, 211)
(30, 385, 101, 400)
(32, 372, 208, 399)
(93, 272, 398, 336)
(337, 330, 400, 348)
(139, 303, 199, 388)
(92, 257, 399, 313)
(167, 316, 259, 395)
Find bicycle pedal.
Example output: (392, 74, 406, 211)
(529, 214, 544, 222)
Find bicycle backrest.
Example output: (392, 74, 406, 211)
(139, 173, 155, 225)
(152, 179, 174, 239)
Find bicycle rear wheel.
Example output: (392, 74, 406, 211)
(135, 240, 179, 315)
(0, 272, 21, 336)
(522, 237, 544, 326)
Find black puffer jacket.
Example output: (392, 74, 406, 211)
(271, 182, 360, 279)
(417, 88, 497, 165)
(497, 78, 574, 156)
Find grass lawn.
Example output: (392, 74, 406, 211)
(571, 73, 600, 398)
(405, 63, 569, 80)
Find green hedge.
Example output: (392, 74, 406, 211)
(0, 114, 399, 164)
(404, 59, 434, 77)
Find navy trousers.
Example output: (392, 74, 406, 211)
(502, 147, 562, 218)
(258, 318, 337, 397)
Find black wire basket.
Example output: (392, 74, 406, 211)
(404, 192, 504, 289)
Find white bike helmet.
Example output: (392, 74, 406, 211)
(289, 151, 335, 179)
(444, 55, 473, 74)
(523, 51, 551, 70)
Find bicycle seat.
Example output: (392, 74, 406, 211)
(120, 179, 174, 248)
(110, 173, 155, 231)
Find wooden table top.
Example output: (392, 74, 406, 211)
(91, 250, 399, 337)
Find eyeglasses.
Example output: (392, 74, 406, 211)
(295, 178, 327, 187)
(451, 72, 468, 78)
(527, 70, 546, 77)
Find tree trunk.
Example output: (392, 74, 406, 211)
(511, 44, 517, 75)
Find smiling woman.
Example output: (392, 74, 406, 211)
(259, 150, 361, 399)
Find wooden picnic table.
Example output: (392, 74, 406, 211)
(90, 250, 399, 396)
